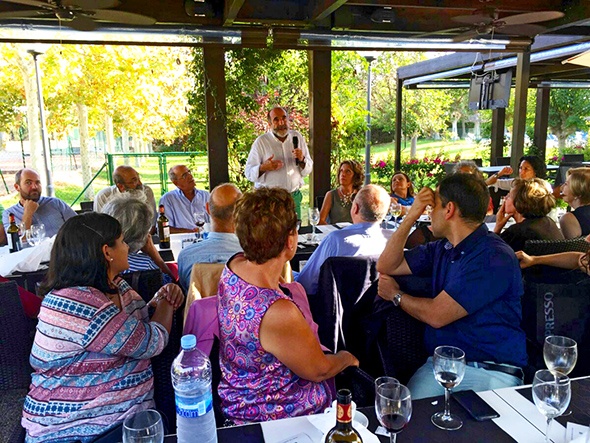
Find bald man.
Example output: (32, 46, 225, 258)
(177, 183, 243, 291)
(159, 164, 210, 233)
(3, 168, 76, 238)
(94, 165, 157, 221)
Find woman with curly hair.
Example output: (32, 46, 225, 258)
(319, 160, 363, 224)
(494, 178, 563, 251)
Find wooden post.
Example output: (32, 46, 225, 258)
(309, 49, 331, 207)
(533, 86, 550, 160)
(491, 108, 506, 165)
(511, 49, 531, 172)
(203, 45, 229, 190)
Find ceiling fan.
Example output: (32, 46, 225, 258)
(0, 0, 156, 31)
(451, 7, 564, 42)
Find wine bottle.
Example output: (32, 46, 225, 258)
(157, 205, 171, 249)
(7, 213, 22, 253)
(325, 389, 363, 443)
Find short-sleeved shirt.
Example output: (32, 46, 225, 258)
(405, 224, 527, 368)
(158, 188, 210, 230)
(2, 196, 77, 238)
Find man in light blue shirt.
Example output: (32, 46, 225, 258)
(2, 168, 76, 238)
(159, 164, 210, 233)
(296, 184, 392, 295)
(177, 183, 243, 291)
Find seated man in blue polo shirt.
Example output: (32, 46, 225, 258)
(159, 164, 210, 233)
(377, 173, 527, 399)
(2, 168, 76, 238)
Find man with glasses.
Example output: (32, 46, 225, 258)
(94, 166, 156, 220)
(245, 106, 313, 219)
(159, 164, 210, 233)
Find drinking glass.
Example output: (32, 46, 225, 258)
(532, 370, 571, 443)
(309, 207, 320, 242)
(193, 212, 205, 241)
(383, 209, 393, 229)
(544, 335, 577, 376)
(431, 345, 466, 431)
(26, 224, 46, 247)
(375, 378, 412, 443)
(390, 203, 402, 229)
(122, 409, 164, 443)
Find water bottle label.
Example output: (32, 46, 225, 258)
(175, 392, 213, 418)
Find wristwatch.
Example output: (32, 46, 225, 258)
(392, 292, 404, 307)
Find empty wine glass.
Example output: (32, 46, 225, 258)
(26, 224, 46, 247)
(122, 409, 164, 443)
(193, 212, 205, 241)
(375, 378, 412, 443)
(532, 369, 571, 443)
(544, 335, 578, 376)
(431, 345, 466, 431)
(309, 207, 320, 243)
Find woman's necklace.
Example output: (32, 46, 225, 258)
(338, 187, 354, 206)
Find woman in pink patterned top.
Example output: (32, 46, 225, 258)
(218, 187, 359, 423)
(22, 213, 184, 443)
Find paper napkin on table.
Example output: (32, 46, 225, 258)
(317, 225, 338, 234)
(0, 236, 55, 276)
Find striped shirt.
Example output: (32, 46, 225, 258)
(22, 278, 169, 443)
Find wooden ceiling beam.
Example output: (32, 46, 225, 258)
(310, 0, 348, 21)
(224, 0, 246, 26)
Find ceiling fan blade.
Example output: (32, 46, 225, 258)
(452, 30, 480, 42)
(1, 0, 55, 10)
(62, 0, 121, 10)
(452, 14, 493, 26)
(67, 14, 97, 31)
(498, 24, 547, 37)
(0, 9, 53, 18)
(90, 10, 156, 25)
(500, 11, 564, 26)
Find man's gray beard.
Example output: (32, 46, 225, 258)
(273, 128, 288, 138)
(126, 188, 148, 203)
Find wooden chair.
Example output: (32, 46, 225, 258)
(185, 263, 225, 325)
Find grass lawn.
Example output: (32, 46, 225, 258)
(371, 138, 482, 161)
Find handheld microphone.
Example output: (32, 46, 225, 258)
(293, 136, 300, 166)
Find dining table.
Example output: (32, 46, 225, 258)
(162, 376, 589, 443)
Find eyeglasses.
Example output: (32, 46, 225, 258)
(180, 170, 193, 180)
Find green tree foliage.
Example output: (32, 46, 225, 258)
(548, 89, 590, 149)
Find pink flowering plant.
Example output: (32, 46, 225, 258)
(371, 152, 451, 190)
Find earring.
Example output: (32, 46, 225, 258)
(110, 258, 114, 262)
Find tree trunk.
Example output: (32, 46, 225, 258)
(133, 133, 141, 167)
(15, 50, 45, 184)
(461, 120, 466, 138)
(451, 119, 459, 140)
(474, 118, 481, 139)
(121, 128, 130, 165)
(76, 103, 94, 200)
(411, 135, 418, 158)
(105, 114, 115, 154)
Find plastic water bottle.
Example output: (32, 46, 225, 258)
(171, 334, 217, 443)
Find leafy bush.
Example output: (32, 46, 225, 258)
(371, 152, 451, 190)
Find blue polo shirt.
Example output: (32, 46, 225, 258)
(405, 224, 527, 368)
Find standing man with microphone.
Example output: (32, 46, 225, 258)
(245, 106, 313, 219)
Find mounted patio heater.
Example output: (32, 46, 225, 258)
(468, 69, 512, 110)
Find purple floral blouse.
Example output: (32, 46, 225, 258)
(217, 258, 332, 423)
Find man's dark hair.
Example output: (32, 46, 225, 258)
(39, 212, 122, 296)
(439, 173, 489, 224)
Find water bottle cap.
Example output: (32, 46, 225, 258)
(181, 334, 197, 349)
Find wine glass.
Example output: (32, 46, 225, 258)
(544, 335, 578, 376)
(532, 369, 571, 443)
(26, 224, 46, 247)
(194, 212, 205, 241)
(375, 378, 412, 443)
(390, 203, 402, 229)
(431, 345, 466, 431)
(122, 409, 164, 443)
(309, 207, 320, 243)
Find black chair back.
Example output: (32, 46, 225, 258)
(312, 256, 379, 353)
(79, 201, 94, 212)
(315, 195, 325, 211)
(121, 270, 164, 304)
(443, 162, 457, 176)
(555, 162, 584, 187)
(496, 156, 511, 166)
(521, 268, 590, 377)
(467, 158, 483, 167)
(563, 154, 584, 162)
(523, 237, 589, 256)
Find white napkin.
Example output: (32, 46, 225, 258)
(335, 222, 352, 228)
(0, 236, 55, 276)
(307, 413, 380, 443)
(317, 225, 338, 234)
